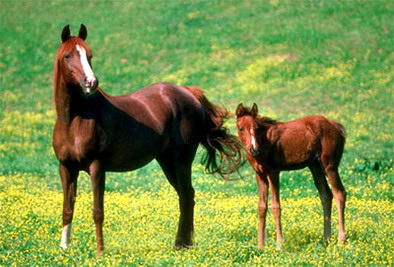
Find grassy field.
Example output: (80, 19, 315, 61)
(1, 0, 393, 265)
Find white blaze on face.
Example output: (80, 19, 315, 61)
(250, 127, 258, 150)
(60, 223, 72, 249)
(75, 45, 95, 92)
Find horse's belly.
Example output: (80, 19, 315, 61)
(102, 135, 165, 172)
(104, 154, 157, 172)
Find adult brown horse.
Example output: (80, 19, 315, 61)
(53, 24, 243, 255)
(235, 103, 346, 249)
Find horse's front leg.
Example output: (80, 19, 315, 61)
(59, 164, 79, 249)
(255, 171, 269, 249)
(268, 170, 283, 249)
(89, 160, 106, 256)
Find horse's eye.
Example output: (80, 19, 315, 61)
(239, 127, 244, 133)
(64, 54, 71, 59)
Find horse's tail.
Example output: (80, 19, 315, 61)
(331, 120, 346, 166)
(185, 86, 244, 178)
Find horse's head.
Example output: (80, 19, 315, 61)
(236, 103, 261, 157)
(56, 24, 98, 95)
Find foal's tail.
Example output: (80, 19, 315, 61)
(331, 120, 347, 166)
(185, 86, 244, 178)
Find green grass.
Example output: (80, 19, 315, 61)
(1, 0, 393, 265)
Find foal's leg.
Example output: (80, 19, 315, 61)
(324, 164, 346, 242)
(255, 171, 269, 249)
(309, 162, 333, 242)
(268, 170, 283, 249)
(89, 160, 106, 255)
(59, 164, 79, 249)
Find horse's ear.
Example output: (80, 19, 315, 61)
(61, 24, 71, 42)
(251, 103, 258, 117)
(236, 103, 245, 117)
(78, 24, 87, 40)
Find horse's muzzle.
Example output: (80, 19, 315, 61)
(249, 147, 260, 157)
(83, 77, 99, 95)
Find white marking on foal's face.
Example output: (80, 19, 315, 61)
(250, 127, 258, 151)
(60, 223, 72, 249)
(75, 45, 96, 93)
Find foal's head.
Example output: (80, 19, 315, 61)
(55, 24, 98, 95)
(236, 103, 262, 157)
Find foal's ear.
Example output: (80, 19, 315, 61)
(78, 24, 87, 40)
(251, 103, 258, 117)
(61, 24, 71, 42)
(236, 103, 245, 117)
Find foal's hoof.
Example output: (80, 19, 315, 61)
(95, 249, 104, 258)
(338, 234, 347, 244)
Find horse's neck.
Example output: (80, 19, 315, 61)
(55, 82, 88, 125)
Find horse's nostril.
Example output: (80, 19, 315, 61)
(84, 76, 98, 90)
(93, 77, 99, 88)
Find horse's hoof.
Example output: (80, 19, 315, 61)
(174, 242, 193, 250)
(60, 241, 69, 250)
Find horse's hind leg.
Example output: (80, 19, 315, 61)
(309, 161, 333, 242)
(157, 149, 179, 193)
(322, 161, 346, 242)
(157, 146, 197, 249)
(59, 164, 79, 249)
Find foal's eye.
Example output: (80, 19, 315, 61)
(239, 127, 244, 133)
(64, 54, 71, 59)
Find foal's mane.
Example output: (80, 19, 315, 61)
(255, 116, 277, 126)
(241, 107, 277, 126)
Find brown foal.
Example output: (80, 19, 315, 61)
(236, 103, 347, 249)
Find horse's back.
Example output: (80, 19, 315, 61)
(131, 83, 206, 142)
(104, 83, 206, 159)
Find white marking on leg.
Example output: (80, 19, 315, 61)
(60, 223, 72, 249)
(75, 45, 96, 88)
